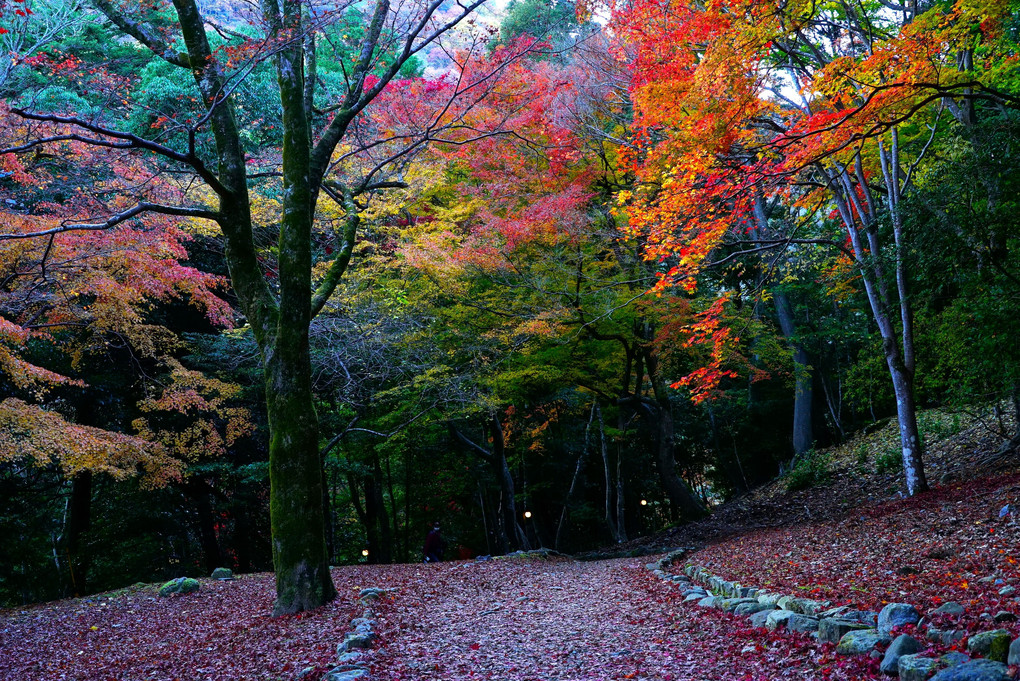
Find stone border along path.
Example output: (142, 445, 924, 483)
(321, 587, 393, 681)
(646, 549, 1020, 681)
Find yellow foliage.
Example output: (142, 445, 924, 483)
(0, 398, 182, 487)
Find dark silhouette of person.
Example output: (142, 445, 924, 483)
(423, 521, 444, 563)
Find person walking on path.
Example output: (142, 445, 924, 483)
(423, 522, 444, 563)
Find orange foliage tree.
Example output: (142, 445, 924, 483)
(611, 0, 1020, 495)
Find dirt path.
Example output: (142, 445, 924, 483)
(366, 557, 845, 681)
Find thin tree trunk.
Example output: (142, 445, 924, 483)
(66, 471, 92, 596)
(491, 415, 530, 551)
(824, 157, 929, 495)
(370, 454, 392, 563)
(604, 405, 621, 542)
(615, 433, 627, 542)
(555, 401, 595, 550)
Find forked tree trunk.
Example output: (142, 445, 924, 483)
(823, 146, 928, 495)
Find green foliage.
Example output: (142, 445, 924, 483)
(875, 448, 900, 475)
(784, 449, 832, 491)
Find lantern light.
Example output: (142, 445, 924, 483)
(362, 549, 369, 557)
(524, 510, 532, 519)
(640, 499, 648, 506)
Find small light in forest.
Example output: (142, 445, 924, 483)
(362, 549, 369, 557)
(524, 511, 532, 519)
(641, 499, 648, 506)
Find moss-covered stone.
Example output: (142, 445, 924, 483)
(819, 618, 873, 644)
(158, 577, 200, 597)
(930, 659, 1010, 681)
(898, 654, 940, 681)
(835, 629, 890, 655)
(966, 629, 1012, 663)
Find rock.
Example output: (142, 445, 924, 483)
(337, 631, 376, 654)
(758, 593, 784, 607)
(785, 598, 827, 615)
(336, 652, 366, 667)
(748, 609, 776, 628)
(898, 655, 940, 681)
(697, 596, 722, 608)
(998, 586, 1016, 597)
(788, 614, 820, 634)
(930, 659, 1010, 681)
(843, 610, 879, 626)
(941, 653, 971, 668)
(158, 577, 200, 597)
(645, 563, 659, 571)
(1009, 638, 1020, 665)
(683, 590, 708, 603)
(933, 602, 966, 617)
(210, 567, 233, 580)
(993, 612, 1016, 623)
(820, 618, 874, 644)
(734, 602, 773, 616)
(671, 575, 690, 583)
(737, 587, 757, 598)
(718, 598, 758, 613)
(820, 606, 850, 619)
(927, 628, 966, 646)
(323, 669, 369, 681)
(966, 629, 1011, 662)
(359, 587, 391, 601)
(836, 629, 890, 655)
(878, 603, 921, 635)
(881, 635, 922, 675)
(766, 610, 796, 631)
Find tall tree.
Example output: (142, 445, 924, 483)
(1, 0, 512, 613)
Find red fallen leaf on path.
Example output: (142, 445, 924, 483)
(470, 643, 480, 650)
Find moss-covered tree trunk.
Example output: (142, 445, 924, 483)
(87, 0, 485, 614)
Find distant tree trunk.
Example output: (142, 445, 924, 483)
(605, 406, 626, 542)
(752, 193, 814, 457)
(320, 451, 335, 564)
(555, 402, 595, 550)
(66, 471, 92, 596)
(233, 503, 253, 572)
(369, 453, 392, 563)
(450, 417, 529, 553)
(490, 416, 530, 551)
(187, 478, 223, 572)
(774, 291, 814, 456)
(646, 351, 710, 520)
(346, 472, 378, 562)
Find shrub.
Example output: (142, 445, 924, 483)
(875, 448, 900, 474)
(785, 450, 833, 491)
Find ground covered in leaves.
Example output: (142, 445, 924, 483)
(4, 411, 1019, 680)
(0, 567, 391, 680)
